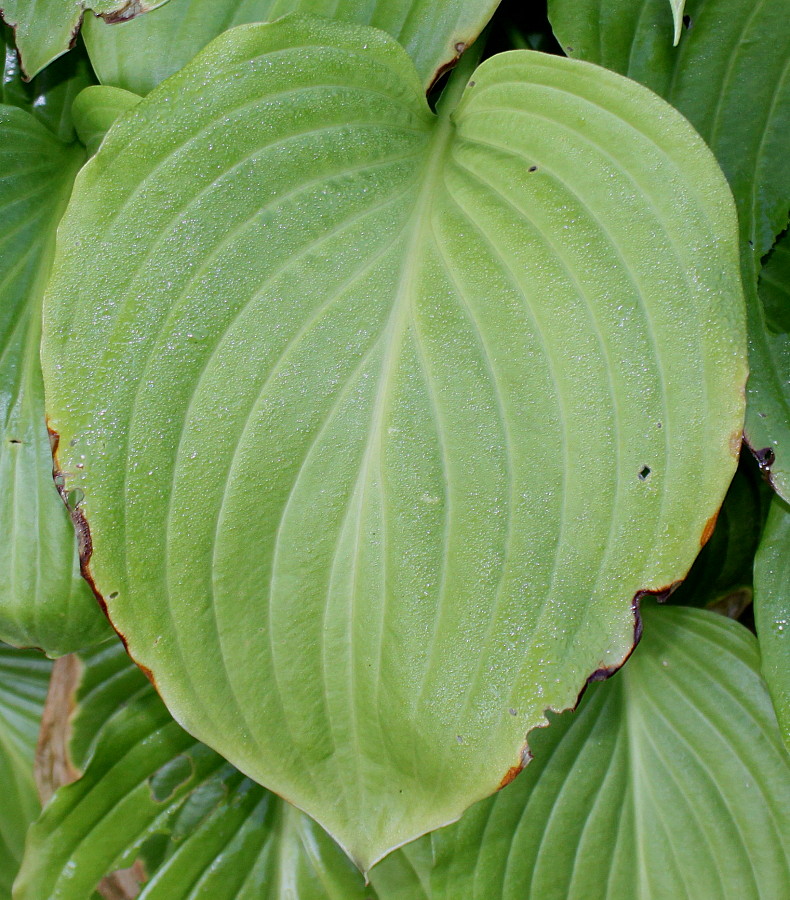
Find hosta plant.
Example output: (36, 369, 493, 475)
(0, 0, 788, 896)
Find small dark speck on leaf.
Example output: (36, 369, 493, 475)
(638, 465, 651, 481)
(509, 708, 517, 716)
(468, 80, 476, 87)
(758, 412, 767, 418)
(109, 591, 119, 599)
(8, 438, 21, 444)
(456, 735, 464, 744)
(683, 14, 692, 29)
(565, 46, 574, 53)
(529, 165, 538, 172)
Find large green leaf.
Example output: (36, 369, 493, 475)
(548, 0, 790, 499)
(0, 105, 111, 656)
(15, 640, 375, 899)
(754, 494, 790, 747)
(0, 644, 51, 897)
(0, 0, 171, 79)
(81, 0, 499, 95)
(370, 604, 790, 899)
(1, 24, 95, 142)
(42, 16, 746, 868)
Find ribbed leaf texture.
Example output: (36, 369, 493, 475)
(42, 16, 746, 867)
(370, 604, 790, 899)
(548, 0, 790, 500)
(0, 104, 111, 656)
(0, 644, 50, 897)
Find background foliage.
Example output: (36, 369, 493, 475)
(0, 0, 787, 896)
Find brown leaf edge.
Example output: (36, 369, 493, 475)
(35, 654, 146, 899)
(48, 424, 159, 692)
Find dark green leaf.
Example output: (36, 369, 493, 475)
(754, 494, 790, 747)
(0, 104, 111, 655)
(14, 640, 375, 900)
(0, 644, 51, 897)
(370, 605, 790, 899)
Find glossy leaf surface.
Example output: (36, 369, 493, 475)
(548, 0, 790, 499)
(0, 105, 111, 656)
(82, 0, 499, 95)
(1, 24, 94, 141)
(0, 0, 171, 79)
(15, 640, 374, 900)
(754, 495, 790, 747)
(0, 644, 51, 897)
(370, 605, 790, 899)
(42, 17, 746, 867)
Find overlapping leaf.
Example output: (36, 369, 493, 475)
(72, 85, 142, 155)
(0, 644, 51, 897)
(0, 104, 111, 655)
(370, 605, 790, 899)
(81, 0, 499, 96)
(1, 23, 94, 141)
(754, 495, 790, 747)
(548, 0, 790, 499)
(0, 0, 171, 79)
(42, 16, 746, 867)
(15, 640, 374, 899)
(669, 456, 770, 615)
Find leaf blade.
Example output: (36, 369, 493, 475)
(42, 17, 747, 867)
(754, 494, 790, 747)
(548, 0, 790, 499)
(81, 0, 500, 95)
(371, 605, 790, 899)
(0, 104, 111, 656)
(14, 640, 374, 900)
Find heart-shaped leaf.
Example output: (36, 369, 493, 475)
(0, 104, 111, 656)
(82, 0, 499, 96)
(0, 0, 172, 79)
(42, 16, 746, 868)
(548, 0, 790, 500)
(754, 494, 790, 747)
(370, 604, 790, 899)
(15, 640, 375, 899)
(0, 644, 51, 896)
